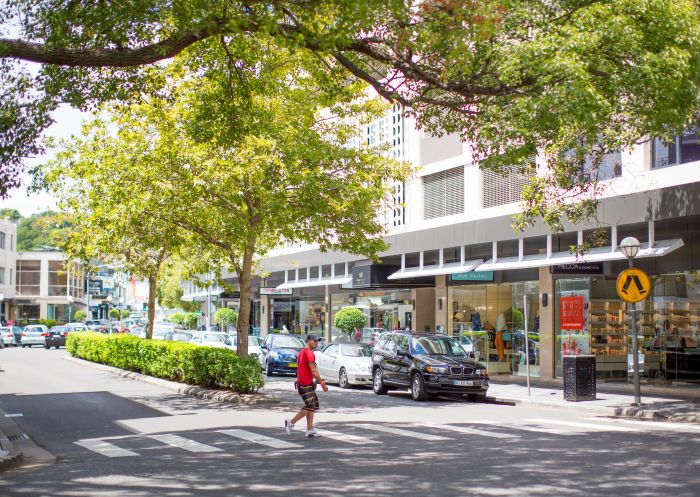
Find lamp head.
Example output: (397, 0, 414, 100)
(619, 236, 641, 259)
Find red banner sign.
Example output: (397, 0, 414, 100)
(560, 296, 585, 330)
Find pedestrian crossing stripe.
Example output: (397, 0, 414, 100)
(353, 423, 451, 441)
(149, 434, 223, 453)
(525, 419, 640, 433)
(74, 439, 139, 458)
(314, 429, 382, 445)
(219, 429, 302, 449)
(415, 423, 521, 440)
(468, 420, 573, 436)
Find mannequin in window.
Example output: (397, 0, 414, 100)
(495, 312, 506, 361)
(472, 311, 481, 331)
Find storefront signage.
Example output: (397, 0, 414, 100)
(272, 302, 293, 312)
(551, 263, 604, 275)
(616, 268, 651, 303)
(260, 287, 293, 296)
(451, 271, 494, 281)
(87, 279, 103, 295)
(221, 291, 241, 299)
(560, 296, 585, 330)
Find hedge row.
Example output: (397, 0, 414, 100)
(66, 332, 264, 394)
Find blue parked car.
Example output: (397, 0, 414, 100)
(259, 334, 305, 376)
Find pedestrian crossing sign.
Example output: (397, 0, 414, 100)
(616, 268, 651, 303)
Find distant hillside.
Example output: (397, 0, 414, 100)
(0, 209, 71, 251)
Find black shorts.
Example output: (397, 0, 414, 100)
(297, 383, 319, 412)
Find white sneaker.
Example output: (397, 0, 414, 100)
(305, 429, 321, 438)
(284, 420, 293, 436)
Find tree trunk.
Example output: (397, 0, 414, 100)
(235, 247, 255, 359)
(146, 274, 158, 339)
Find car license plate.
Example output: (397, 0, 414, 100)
(288, 362, 297, 368)
(453, 380, 474, 386)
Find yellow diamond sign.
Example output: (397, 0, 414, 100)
(616, 268, 651, 303)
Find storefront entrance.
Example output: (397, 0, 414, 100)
(448, 282, 540, 376)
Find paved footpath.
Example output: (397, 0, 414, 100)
(2, 347, 700, 497)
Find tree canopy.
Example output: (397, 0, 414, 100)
(4, 1, 700, 229)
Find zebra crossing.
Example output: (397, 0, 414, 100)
(73, 417, 696, 458)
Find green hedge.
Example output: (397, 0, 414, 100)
(67, 332, 264, 393)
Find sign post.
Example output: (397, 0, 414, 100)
(616, 266, 651, 406)
(523, 294, 530, 397)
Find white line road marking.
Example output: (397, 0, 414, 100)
(219, 429, 302, 449)
(75, 440, 139, 457)
(314, 429, 382, 445)
(353, 424, 451, 441)
(4, 413, 23, 418)
(468, 421, 573, 436)
(149, 434, 223, 453)
(417, 423, 521, 439)
(585, 418, 700, 432)
(525, 419, 640, 432)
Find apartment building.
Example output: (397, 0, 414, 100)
(0, 217, 18, 323)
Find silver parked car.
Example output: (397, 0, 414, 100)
(315, 343, 374, 388)
(1, 326, 22, 346)
(20, 325, 49, 347)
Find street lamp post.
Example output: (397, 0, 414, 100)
(619, 236, 642, 406)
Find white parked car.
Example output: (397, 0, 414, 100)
(1, 326, 22, 346)
(65, 322, 89, 332)
(20, 325, 49, 347)
(151, 323, 177, 340)
(192, 332, 228, 348)
(224, 335, 262, 356)
(315, 343, 374, 388)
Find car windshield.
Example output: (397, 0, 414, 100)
(202, 334, 226, 342)
(249, 336, 262, 346)
(50, 327, 67, 333)
(272, 336, 304, 348)
(342, 344, 373, 357)
(172, 333, 193, 342)
(153, 326, 174, 336)
(410, 336, 467, 357)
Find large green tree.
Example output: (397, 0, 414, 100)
(157, 260, 204, 313)
(38, 120, 187, 339)
(60, 36, 410, 357)
(3, 1, 700, 229)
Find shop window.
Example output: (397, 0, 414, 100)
(422, 166, 465, 219)
(652, 129, 700, 168)
(0, 267, 4, 284)
(404, 252, 420, 268)
(0, 231, 5, 249)
(287, 269, 295, 282)
(321, 265, 332, 278)
(464, 242, 492, 262)
(497, 240, 519, 259)
(16, 260, 40, 295)
(334, 263, 346, 277)
(523, 236, 547, 256)
(443, 247, 460, 264)
(309, 266, 319, 279)
(423, 249, 439, 267)
(298, 267, 307, 280)
(617, 223, 647, 245)
(552, 232, 578, 253)
(49, 260, 68, 297)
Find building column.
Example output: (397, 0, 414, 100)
(538, 265, 555, 379)
(435, 275, 448, 334)
(260, 295, 269, 337)
(324, 285, 331, 342)
(412, 287, 436, 333)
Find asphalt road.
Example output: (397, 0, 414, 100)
(1, 346, 700, 497)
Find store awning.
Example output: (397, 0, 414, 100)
(277, 276, 352, 289)
(476, 238, 684, 272)
(181, 289, 224, 302)
(387, 259, 483, 280)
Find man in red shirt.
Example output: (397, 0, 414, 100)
(285, 334, 328, 438)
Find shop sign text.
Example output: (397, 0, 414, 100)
(560, 296, 585, 330)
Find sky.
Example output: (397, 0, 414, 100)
(0, 105, 87, 216)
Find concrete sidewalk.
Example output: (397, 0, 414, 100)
(0, 407, 24, 472)
(487, 378, 700, 423)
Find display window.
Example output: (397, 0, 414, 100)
(448, 282, 540, 376)
(331, 290, 412, 336)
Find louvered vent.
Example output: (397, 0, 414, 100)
(423, 167, 464, 220)
(482, 168, 531, 208)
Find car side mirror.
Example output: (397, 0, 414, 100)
(260, 345, 268, 350)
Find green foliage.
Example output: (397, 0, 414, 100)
(66, 332, 264, 393)
(157, 260, 202, 312)
(170, 312, 185, 326)
(120, 309, 130, 319)
(0, 208, 21, 221)
(73, 310, 87, 322)
(37, 319, 58, 327)
(170, 311, 198, 329)
(108, 308, 121, 320)
(16, 211, 71, 251)
(213, 308, 238, 331)
(334, 307, 366, 334)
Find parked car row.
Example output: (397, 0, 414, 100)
(0, 322, 88, 349)
(258, 330, 490, 402)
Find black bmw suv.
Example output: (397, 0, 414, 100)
(372, 332, 489, 401)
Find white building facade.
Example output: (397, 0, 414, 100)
(0, 217, 18, 323)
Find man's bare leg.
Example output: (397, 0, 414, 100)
(291, 409, 308, 426)
(306, 411, 315, 431)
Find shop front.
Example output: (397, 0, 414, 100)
(448, 271, 540, 376)
(331, 290, 413, 334)
(554, 270, 700, 385)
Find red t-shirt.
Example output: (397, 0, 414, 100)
(297, 347, 316, 386)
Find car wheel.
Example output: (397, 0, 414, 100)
(44, 344, 50, 349)
(373, 368, 389, 395)
(55, 346, 60, 349)
(339, 368, 350, 389)
(411, 373, 428, 401)
(265, 360, 274, 377)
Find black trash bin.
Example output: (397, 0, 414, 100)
(563, 355, 596, 401)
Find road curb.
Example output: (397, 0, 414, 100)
(0, 407, 25, 473)
(63, 355, 279, 406)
